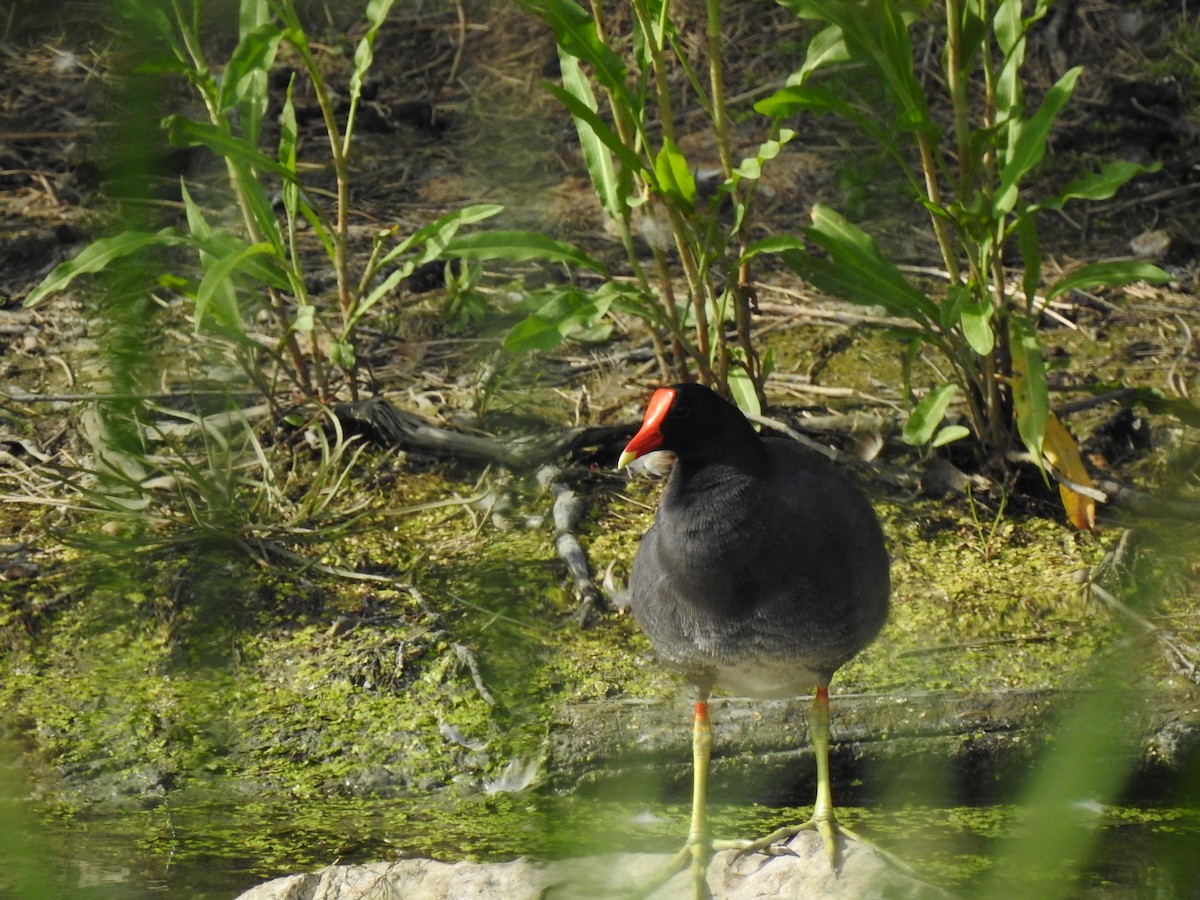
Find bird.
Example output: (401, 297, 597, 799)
(616, 383, 890, 897)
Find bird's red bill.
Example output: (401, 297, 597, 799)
(617, 387, 675, 468)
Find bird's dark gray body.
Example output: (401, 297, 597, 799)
(629, 434, 889, 699)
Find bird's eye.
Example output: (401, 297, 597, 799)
(675, 406, 690, 418)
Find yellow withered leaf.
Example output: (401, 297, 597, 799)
(1042, 412, 1097, 530)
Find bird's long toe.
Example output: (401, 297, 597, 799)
(721, 811, 872, 869)
(623, 840, 711, 900)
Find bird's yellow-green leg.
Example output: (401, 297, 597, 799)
(627, 696, 714, 900)
(810, 683, 842, 861)
(722, 686, 865, 869)
(687, 698, 714, 897)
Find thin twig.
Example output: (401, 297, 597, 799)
(446, 0, 468, 88)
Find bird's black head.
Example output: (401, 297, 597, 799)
(618, 383, 762, 469)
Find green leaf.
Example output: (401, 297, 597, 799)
(902, 383, 959, 446)
(239, 0, 269, 31)
(727, 365, 762, 419)
(132, 54, 193, 76)
(740, 234, 807, 261)
(1041, 160, 1161, 210)
(768, 205, 940, 323)
(993, 0, 1026, 117)
(278, 75, 299, 209)
(1009, 315, 1049, 469)
(1014, 214, 1042, 309)
(502, 288, 615, 352)
(115, 0, 178, 49)
(543, 81, 651, 186)
(217, 22, 282, 144)
(956, 2, 989, 70)
(329, 341, 356, 370)
(993, 0, 1025, 55)
(932, 424, 971, 447)
(293, 304, 315, 333)
(180, 179, 213, 242)
(558, 51, 626, 220)
(513, 0, 629, 98)
(733, 128, 796, 181)
(164, 116, 292, 256)
(900, 331, 922, 404)
(444, 230, 609, 274)
(789, 23, 850, 85)
(351, 0, 396, 97)
(374, 204, 504, 270)
(502, 317, 570, 353)
(354, 205, 505, 326)
(995, 66, 1082, 214)
(780, 0, 930, 128)
(1044, 260, 1171, 303)
(194, 242, 274, 331)
(181, 183, 287, 291)
(347, 0, 396, 143)
(754, 85, 903, 162)
(951, 284, 995, 355)
(354, 266, 417, 330)
(180, 180, 244, 321)
(164, 116, 300, 185)
(653, 137, 696, 208)
(365, 0, 397, 28)
(24, 229, 189, 307)
(960, 307, 995, 356)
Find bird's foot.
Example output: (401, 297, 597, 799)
(623, 837, 713, 900)
(720, 814, 913, 876)
(718, 812, 866, 870)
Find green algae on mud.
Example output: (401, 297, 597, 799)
(0, 431, 1190, 811)
(0, 450, 659, 815)
(867, 500, 1114, 693)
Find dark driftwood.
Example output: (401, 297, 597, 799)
(547, 689, 1199, 805)
(333, 398, 1200, 525)
(333, 397, 634, 469)
(550, 476, 608, 628)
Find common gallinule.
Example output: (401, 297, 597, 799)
(617, 383, 890, 895)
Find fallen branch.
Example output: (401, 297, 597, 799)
(1092, 477, 1200, 521)
(333, 397, 633, 470)
(748, 412, 922, 492)
(545, 466, 607, 629)
(1007, 450, 1200, 521)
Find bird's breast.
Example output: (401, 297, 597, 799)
(713, 657, 826, 698)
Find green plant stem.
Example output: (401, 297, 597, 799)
(916, 132, 961, 284)
(285, 22, 356, 399)
(945, 0, 971, 186)
(711, 288, 729, 395)
(588, 1, 642, 159)
(584, 0, 678, 378)
(666, 208, 714, 385)
(631, 0, 712, 382)
(705, 0, 733, 179)
(631, 1, 678, 146)
(706, 0, 762, 403)
(173, 0, 313, 397)
(650, 248, 689, 381)
(986, 255, 1010, 457)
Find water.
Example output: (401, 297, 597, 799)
(7, 794, 1200, 899)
